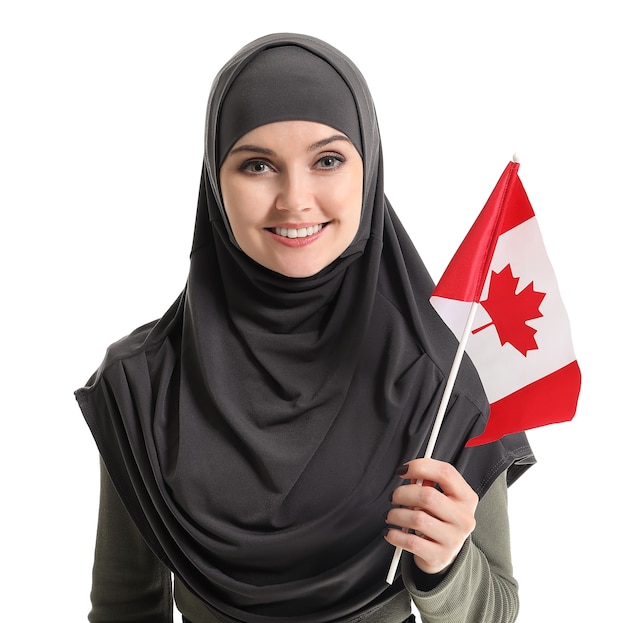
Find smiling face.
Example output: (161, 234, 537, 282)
(219, 120, 363, 278)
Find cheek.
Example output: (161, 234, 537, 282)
(336, 178, 363, 230)
(340, 163, 364, 226)
(222, 182, 266, 229)
(221, 188, 243, 228)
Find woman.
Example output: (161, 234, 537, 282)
(76, 33, 535, 622)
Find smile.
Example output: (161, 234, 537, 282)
(270, 223, 326, 239)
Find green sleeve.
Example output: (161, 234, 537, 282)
(402, 470, 520, 623)
(88, 459, 174, 623)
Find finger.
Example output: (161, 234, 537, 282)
(384, 526, 443, 568)
(398, 459, 478, 505)
(391, 481, 457, 525)
(385, 506, 449, 545)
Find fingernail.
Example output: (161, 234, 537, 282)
(395, 464, 409, 476)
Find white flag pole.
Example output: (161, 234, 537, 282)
(385, 300, 480, 585)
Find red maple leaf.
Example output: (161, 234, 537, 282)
(472, 264, 546, 356)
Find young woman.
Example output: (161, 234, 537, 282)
(76, 33, 534, 623)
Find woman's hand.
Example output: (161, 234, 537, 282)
(384, 458, 478, 575)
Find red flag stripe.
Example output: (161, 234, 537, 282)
(432, 162, 535, 303)
(465, 361, 582, 447)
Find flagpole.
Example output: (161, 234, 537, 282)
(385, 301, 480, 585)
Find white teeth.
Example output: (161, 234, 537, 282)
(273, 224, 323, 238)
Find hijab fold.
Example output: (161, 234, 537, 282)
(76, 33, 534, 623)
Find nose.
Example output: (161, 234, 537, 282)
(275, 168, 313, 214)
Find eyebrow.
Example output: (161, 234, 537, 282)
(308, 135, 352, 151)
(228, 145, 276, 156)
(227, 134, 352, 157)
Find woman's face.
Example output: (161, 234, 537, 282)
(219, 120, 363, 278)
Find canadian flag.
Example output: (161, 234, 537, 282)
(430, 160, 581, 446)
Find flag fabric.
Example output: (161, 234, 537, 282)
(430, 161, 581, 446)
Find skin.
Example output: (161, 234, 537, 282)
(385, 458, 479, 575)
(219, 120, 363, 278)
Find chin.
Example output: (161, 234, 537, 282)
(275, 265, 323, 279)
(260, 251, 333, 279)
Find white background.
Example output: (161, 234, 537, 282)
(2, 1, 623, 620)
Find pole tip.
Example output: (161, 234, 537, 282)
(512, 152, 520, 163)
